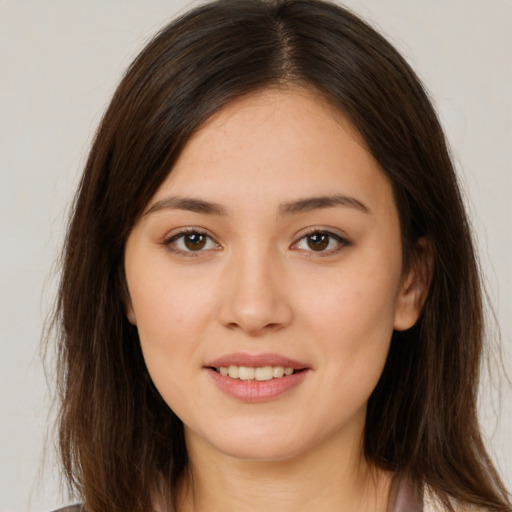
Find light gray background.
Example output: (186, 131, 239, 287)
(0, 1, 510, 511)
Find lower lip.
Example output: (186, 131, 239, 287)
(207, 368, 309, 403)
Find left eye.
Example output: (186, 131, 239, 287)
(165, 231, 218, 252)
(293, 231, 347, 253)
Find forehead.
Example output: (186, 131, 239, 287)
(180, 86, 365, 169)
(149, 87, 395, 218)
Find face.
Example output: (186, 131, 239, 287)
(124, 88, 425, 463)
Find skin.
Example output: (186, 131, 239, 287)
(124, 87, 428, 512)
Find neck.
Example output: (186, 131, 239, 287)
(173, 427, 392, 512)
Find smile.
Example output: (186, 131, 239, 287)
(206, 354, 310, 402)
(215, 365, 296, 381)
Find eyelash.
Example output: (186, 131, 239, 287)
(162, 228, 351, 256)
(291, 229, 351, 256)
(163, 228, 219, 257)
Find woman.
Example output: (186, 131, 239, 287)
(50, 0, 511, 511)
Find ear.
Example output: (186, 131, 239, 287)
(126, 300, 137, 325)
(118, 264, 137, 325)
(393, 237, 432, 331)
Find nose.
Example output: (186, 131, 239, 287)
(216, 244, 293, 336)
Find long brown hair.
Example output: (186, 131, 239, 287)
(51, 1, 511, 510)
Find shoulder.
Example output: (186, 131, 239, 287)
(391, 477, 486, 512)
(51, 506, 83, 512)
(424, 488, 485, 512)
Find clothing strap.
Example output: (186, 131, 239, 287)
(387, 475, 423, 512)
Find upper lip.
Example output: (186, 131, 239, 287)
(205, 352, 310, 370)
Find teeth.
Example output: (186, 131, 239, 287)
(217, 365, 296, 381)
(238, 366, 255, 380)
(273, 366, 284, 378)
(255, 366, 273, 381)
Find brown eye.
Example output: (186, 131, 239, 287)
(307, 233, 329, 251)
(165, 230, 217, 253)
(184, 233, 207, 251)
(293, 230, 349, 254)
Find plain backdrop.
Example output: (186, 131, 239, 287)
(0, 1, 510, 510)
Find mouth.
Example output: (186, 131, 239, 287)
(210, 365, 305, 381)
(204, 353, 310, 402)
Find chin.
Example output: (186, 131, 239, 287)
(213, 436, 308, 462)
(186, 419, 313, 462)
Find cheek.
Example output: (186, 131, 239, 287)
(132, 297, 210, 382)
(126, 261, 217, 396)
(128, 257, 216, 337)
(294, 253, 401, 394)
(298, 261, 400, 345)
(132, 280, 211, 415)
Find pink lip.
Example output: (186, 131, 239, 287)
(204, 352, 310, 403)
(205, 352, 309, 370)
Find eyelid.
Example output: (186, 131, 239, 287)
(162, 227, 221, 255)
(160, 226, 351, 256)
(290, 227, 351, 254)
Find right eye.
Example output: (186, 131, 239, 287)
(291, 229, 350, 255)
(164, 230, 219, 254)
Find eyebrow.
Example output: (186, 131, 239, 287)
(279, 194, 371, 215)
(145, 196, 227, 216)
(145, 194, 371, 216)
